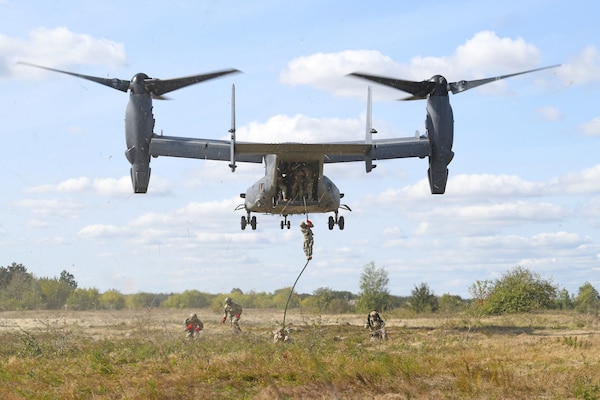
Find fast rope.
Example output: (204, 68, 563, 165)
(281, 196, 312, 329)
(282, 258, 310, 329)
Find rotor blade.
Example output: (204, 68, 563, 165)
(146, 69, 241, 96)
(17, 61, 130, 92)
(349, 72, 435, 98)
(447, 64, 561, 94)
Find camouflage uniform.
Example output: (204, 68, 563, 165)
(365, 310, 387, 340)
(292, 167, 306, 199)
(273, 327, 292, 343)
(222, 298, 243, 333)
(184, 313, 203, 339)
(300, 220, 314, 260)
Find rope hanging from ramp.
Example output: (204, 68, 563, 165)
(282, 258, 310, 329)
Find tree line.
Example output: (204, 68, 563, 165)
(1, 262, 598, 316)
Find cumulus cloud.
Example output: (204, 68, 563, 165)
(538, 106, 563, 122)
(548, 164, 600, 195)
(26, 176, 172, 197)
(452, 31, 541, 72)
(3, 27, 127, 78)
(16, 198, 84, 219)
(530, 231, 588, 248)
(280, 31, 552, 98)
(93, 177, 138, 196)
(451, 201, 565, 223)
(240, 113, 363, 143)
(579, 117, 600, 136)
(78, 224, 123, 239)
(555, 46, 600, 86)
(27, 177, 91, 194)
(280, 50, 401, 94)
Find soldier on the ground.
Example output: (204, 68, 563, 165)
(222, 297, 243, 333)
(365, 309, 387, 340)
(273, 327, 293, 343)
(184, 313, 203, 339)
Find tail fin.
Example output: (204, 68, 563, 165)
(365, 86, 377, 172)
(229, 84, 237, 172)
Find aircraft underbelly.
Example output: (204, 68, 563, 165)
(247, 202, 338, 215)
(245, 185, 340, 215)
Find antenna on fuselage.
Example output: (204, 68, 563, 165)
(228, 84, 237, 172)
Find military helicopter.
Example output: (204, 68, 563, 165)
(19, 62, 559, 231)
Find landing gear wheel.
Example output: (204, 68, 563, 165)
(280, 220, 285, 229)
(241, 216, 247, 230)
(338, 216, 345, 230)
(250, 216, 257, 230)
(328, 216, 335, 230)
(287, 220, 291, 229)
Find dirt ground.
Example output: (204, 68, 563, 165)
(0, 308, 398, 339)
(1, 308, 597, 339)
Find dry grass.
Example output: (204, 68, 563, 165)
(0, 309, 599, 399)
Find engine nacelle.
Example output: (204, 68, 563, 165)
(130, 163, 151, 193)
(425, 96, 454, 194)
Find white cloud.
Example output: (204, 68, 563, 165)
(241, 113, 363, 143)
(78, 224, 123, 239)
(538, 106, 563, 122)
(280, 50, 401, 93)
(27, 176, 172, 197)
(280, 31, 550, 98)
(4, 27, 127, 78)
(549, 164, 600, 195)
(16, 198, 84, 219)
(448, 174, 545, 197)
(453, 31, 541, 72)
(579, 117, 600, 136)
(93, 176, 138, 196)
(530, 231, 588, 248)
(556, 46, 600, 86)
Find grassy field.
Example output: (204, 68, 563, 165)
(0, 308, 599, 399)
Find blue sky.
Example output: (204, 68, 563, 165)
(1, 0, 599, 298)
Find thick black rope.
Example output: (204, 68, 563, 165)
(282, 195, 311, 330)
(282, 258, 310, 329)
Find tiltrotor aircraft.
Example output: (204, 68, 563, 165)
(19, 62, 559, 231)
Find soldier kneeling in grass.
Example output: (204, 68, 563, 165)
(365, 310, 388, 340)
(273, 327, 293, 343)
(184, 313, 204, 339)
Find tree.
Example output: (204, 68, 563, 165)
(66, 288, 100, 310)
(99, 289, 125, 310)
(356, 261, 390, 312)
(59, 270, 78, 289)
(38, 277, 75, 309)
(477, 266, 558, 315)
(312, 287, 335, 313)
(410, 282, 438, 313)
(0, 263, 42, 310)
(127, 292, 168, 309)
(438, 293, 464, 313)
(574, 282, 600, 315)
(0, 262, 29, 289)
(555, 288, 573, 310)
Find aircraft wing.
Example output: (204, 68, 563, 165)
(323, 136, 430, 163)
(149, 135, 430, 163)
(149, 136, 263, 163)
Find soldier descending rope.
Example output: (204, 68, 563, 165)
(299, 220, 314, 260)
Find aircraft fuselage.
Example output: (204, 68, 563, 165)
(243, 154, 341, 215)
